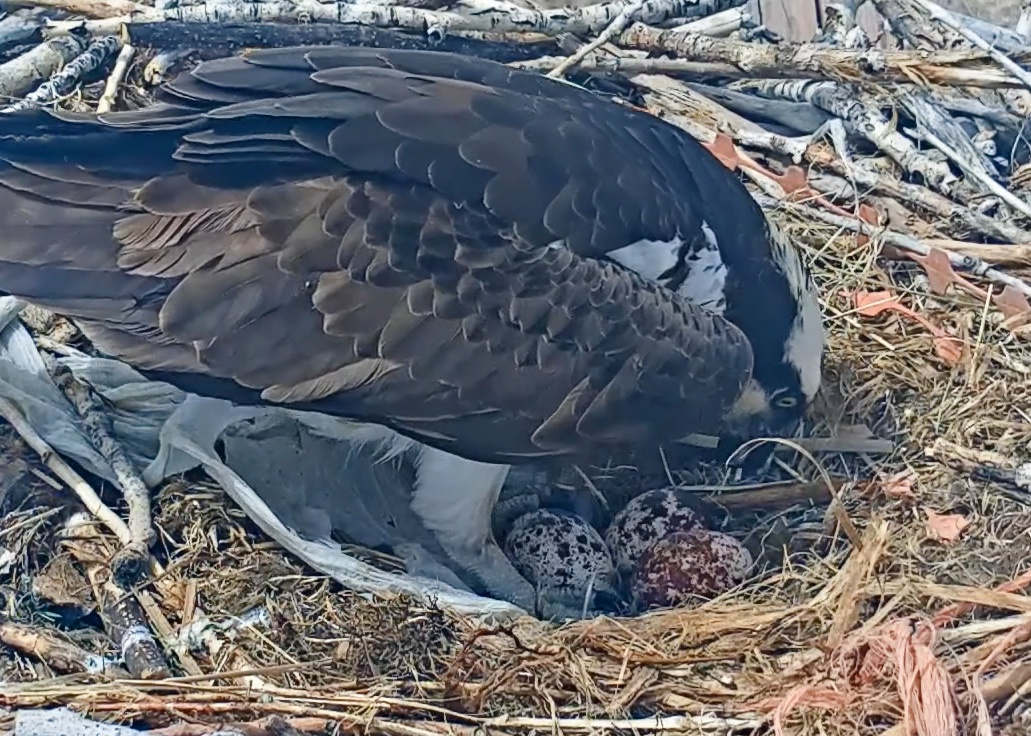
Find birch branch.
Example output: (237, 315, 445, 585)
(618, 23, 1025, 89)
(46, 0, 746, 38)
(671, 6, 748, 35)
(867, 0, 961, 49)
(928, 89, 1023, 129)
(686, 82, 832, 134)
(63, 514, 170, 680)
(834, 162, 1031, 244)
(0, 12, 44, 54)
(732, 79, 956, 193)
(950, 11, 1030, 53)
(513, 54, 764, 77)
(818, 0, 868, 47)
(48, 358, 155, 584)
(2, 36, 121, 113)
(97, 42, 134, 112)
(897, 89, 1001, 185)
(0, 37, 85, 104)
(911, 0, 1031, 94)
(3, 0, 148, 18)
(917, 126, 1031, 220)
(547, 0, 647, 78)
(733, 121, 1031, 242)
(123, 21, 549, 64)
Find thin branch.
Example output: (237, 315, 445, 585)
(917, 126, 1031, 221)
(97, 41, 134, 113)
(64, 514, 171, 680)
(0, 620, 124, 676)
(47, 359, 155, 584)
(734, 79, 956, 194)
(547, 0, 648, 78)
(0, 392, 201, 675)
(670, 6, 748, 34)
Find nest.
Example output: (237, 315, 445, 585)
(1, 3, 1031, 735)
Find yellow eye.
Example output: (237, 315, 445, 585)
(775, 395, 798, 409)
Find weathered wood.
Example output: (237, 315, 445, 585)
(758, 0, 820, 40)
(123, 21, 556, 62)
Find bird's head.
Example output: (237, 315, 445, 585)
(715, 220, 826, 467)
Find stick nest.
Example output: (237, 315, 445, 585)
(0, 28, 1030, 736)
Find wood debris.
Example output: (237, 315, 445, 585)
(0, 0, 1029, 735)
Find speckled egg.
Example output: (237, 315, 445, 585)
(604, 488, 709, 577)
(503, 508, 622, 617)
(630, 529, 753, 611)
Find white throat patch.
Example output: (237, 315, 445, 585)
(768, 220, 825, 401)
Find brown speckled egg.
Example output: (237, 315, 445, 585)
(604, 488, 709, 577)
(503, 508, 623, 617)
(631, 529, 753, 611)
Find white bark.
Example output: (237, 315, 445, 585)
(867, 0, 960, 49)
(617, 22, 1026, 89)
(671, 6, 748, 34)
(819, 0, 861, 45)
(547, 0, 648, 78)
(0, 12, 44, 53)
(1017, 0, 1031, 40)
(919, 127, 1031, 221)
(2, 0, 147, 19)
(2, 36, 121, 113)
(0, 37, 85, 104)
(97, 42, 135, 112)
(739, 127, 1031, 242)
(734, 79, 956, 194)
(897, 89, 1001, 185)
(46, 0, 745, 38)
(949, 10, 1029, 52)
(911, 0, 1031, 93)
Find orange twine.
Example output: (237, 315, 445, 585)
(764, 618, 959, 736)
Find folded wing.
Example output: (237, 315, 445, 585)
(0, 46, 754, 463)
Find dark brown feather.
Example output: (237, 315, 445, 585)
(0, 45, 759, 464)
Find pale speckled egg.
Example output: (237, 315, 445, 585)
(503, 508, 622, 616)
(603, 488, 709, 577)
(630, 529, 753, 611)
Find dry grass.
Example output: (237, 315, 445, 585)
(0, 41, 1030, 736)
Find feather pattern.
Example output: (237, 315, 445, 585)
(0, 45, 771, 465)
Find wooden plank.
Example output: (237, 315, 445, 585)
(758, 0, 822, 40)
(855, 2, 894, 46)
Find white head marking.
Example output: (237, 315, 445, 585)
(768, 220, 826, 401)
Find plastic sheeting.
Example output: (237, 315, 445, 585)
(0, 296, 523, 620)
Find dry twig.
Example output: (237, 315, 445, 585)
(48, 361, 154, 584)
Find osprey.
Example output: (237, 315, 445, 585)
(0, 46, 824, 616)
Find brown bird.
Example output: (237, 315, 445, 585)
(0, 46, 824, 616)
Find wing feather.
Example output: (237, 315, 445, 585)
(0, 45, 759, 463)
